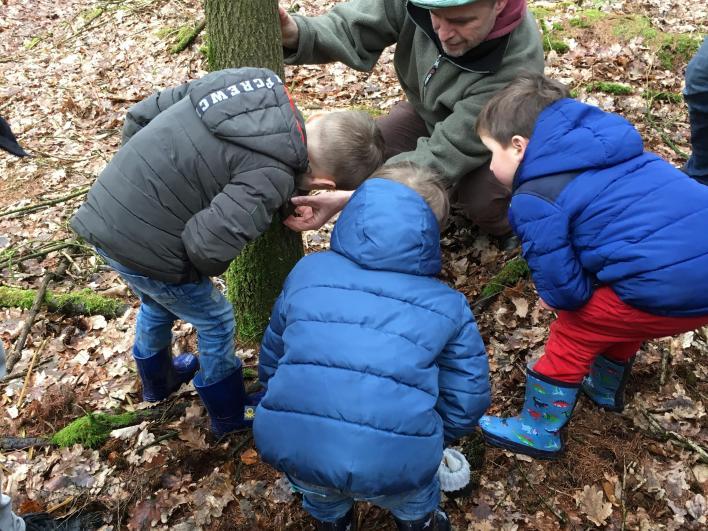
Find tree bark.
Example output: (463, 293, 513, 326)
(205, 0, 304, 342)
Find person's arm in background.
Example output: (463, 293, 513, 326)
(278, 0, 404, 70)
(436, 298, 491, 445)
(283, 190, 352, 232)
(122, 81, 192, 144)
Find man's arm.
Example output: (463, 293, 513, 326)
(122, 81, 192, 144)
(283, 190, 352, 232)
(282, 0, 406, 70)
(510, 193, 593, 311)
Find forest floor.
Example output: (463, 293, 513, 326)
(1, 0, 707, 529)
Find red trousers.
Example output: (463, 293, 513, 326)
(533, 287, 708, 383)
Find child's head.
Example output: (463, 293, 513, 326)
(476, 71, 570, 187)
(298, 110, 385, 191)
(373, 161, 449, 229)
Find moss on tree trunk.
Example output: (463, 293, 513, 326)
(205, 0, 304, 343)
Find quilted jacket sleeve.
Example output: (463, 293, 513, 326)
(122, 81, 192, 144)
(510, 193, 593, 310)
(258, 293, 287, 388)
(181, 165, 294, 277)
(436, 298, 491, 444)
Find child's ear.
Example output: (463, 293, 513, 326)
(309, 177, 337, 190)
(510, 135, 529, 162)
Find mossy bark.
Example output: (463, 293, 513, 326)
(0, 286, 127, 318)
(205, 0, 303, 342)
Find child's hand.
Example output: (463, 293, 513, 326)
(283, 191, 352, 232)
(539, 297, 556, 311)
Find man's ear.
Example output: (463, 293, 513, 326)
(494, 0, 509, 16)
(510, 135, 529, 162)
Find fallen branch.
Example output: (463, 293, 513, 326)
(0, 187, 89, 218)
(171, 19, 206, 53)
(5, 260, 68, 373)
(0, 285, 128, 319)
(0, 240, 81, 270)
(0, 437, 52, 451)
(15, 338, 48, 410)
(639, 407, 708, 464)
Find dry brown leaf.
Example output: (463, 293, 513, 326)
(240, 448, 259, 465)
(576, 484, 612, 527)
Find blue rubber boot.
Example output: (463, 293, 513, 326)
(133, 347, 199, 402)
(194, 366, 264, 437)
(582, 355, 634, 412)
(479, 366, 580, 459)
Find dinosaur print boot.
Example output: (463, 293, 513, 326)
(582, 355, 635, 412)
(479, 366, 580, 459)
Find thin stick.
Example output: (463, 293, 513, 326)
(0, 242, 78, 271)
(5, 260, 68, 372)
(136, 431, 178, 453)
(15, 338, 48, 409)
(0, 358, 52, 384)
(0, 187, 89, 217)
(639, 407, 708, 464)
(47, 496, 75, 514)
(514, 457, 568, 524)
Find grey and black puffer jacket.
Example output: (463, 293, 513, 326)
(70, 67, 309, 283)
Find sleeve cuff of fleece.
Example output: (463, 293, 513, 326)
(283, 16, 313, 65)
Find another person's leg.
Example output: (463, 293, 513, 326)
(684, 37, 708, 184)
(451, 166, 512, 238)
(376, 101, 429, 160)
(289, 479, 354, 529)
(375, 476, 450, 530)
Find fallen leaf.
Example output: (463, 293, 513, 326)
(576, 484, 612, 526)
(240, 448, 259, 465)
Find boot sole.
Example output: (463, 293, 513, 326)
(481, 430, 563, 460)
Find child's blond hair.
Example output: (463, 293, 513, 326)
(373, 161, 449, 228)
(309, 111, 386, 190)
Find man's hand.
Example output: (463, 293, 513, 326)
(279, 7, 300, 49)
(283, 191, 352, 232)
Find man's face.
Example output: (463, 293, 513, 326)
(429, 0, 507, 57)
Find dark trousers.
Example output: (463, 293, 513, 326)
(684, 37, 708, 184)
(376, 101, 512, 236)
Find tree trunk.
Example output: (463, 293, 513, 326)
(205, 0, 304, 343)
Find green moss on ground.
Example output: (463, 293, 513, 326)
(480, 257, 530, 299)
(0, 286, 128, 318)
(51, 412, 139, 448)
(587, 81, 633, 95)
(569, 9, 607, 28)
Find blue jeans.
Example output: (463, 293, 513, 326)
(99, 251, 240, 384)
(685, 37, 708, 184)
(289, 475, 441, 523)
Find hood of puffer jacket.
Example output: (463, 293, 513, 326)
(515, 98, 645, 188)
(187, 67, 308, 173)
(330, 178, 442, 275)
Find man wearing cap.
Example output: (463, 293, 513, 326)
(279, 0, 544, 246)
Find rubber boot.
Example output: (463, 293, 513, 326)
(193, 366, 263, 437)
(133, 347, 199, 402)
(479, 366, 580, 459)
(394, 508, 451, 531)
(582, 355, 635, 412)
(314, 507, 356, 531)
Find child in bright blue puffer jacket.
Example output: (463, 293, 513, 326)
(474, 71, 708, 461)
(253, 162, 491, 531)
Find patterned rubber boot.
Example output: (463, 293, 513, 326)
(314, 507, 356, 531)
(133, 347, 199, 402)
(393, 508, 451, 531)
(479, 366, 580, 459)
(582, 355, 635, 412)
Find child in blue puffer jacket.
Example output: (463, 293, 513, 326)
(474, 72, 708, 460)
(253, 162, 491, 531)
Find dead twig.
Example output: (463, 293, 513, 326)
(5, 259, 69, 373)
(15, 338, 48, 409)
(0, 187, 89, 218)
(0, 437, 53, 451)
(639, 407, 708, 464)
(0, 241, 80, 271)
(514, 457, 568, 525)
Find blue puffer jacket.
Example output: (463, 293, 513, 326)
(253, 178, 490, 496)
(510, 98, 708, 316)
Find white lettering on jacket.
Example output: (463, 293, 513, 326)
(195, 75, 283, 117)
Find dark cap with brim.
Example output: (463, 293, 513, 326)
(409, 0, 478, 8)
